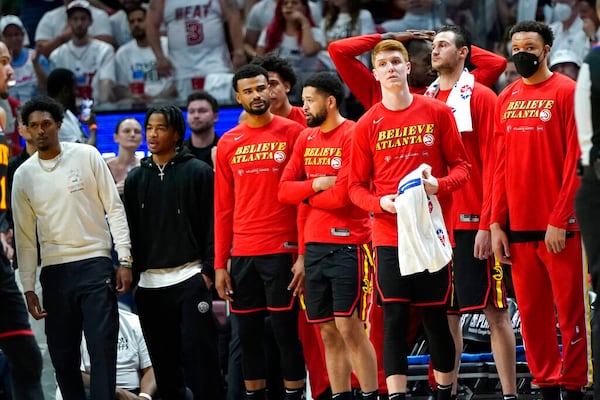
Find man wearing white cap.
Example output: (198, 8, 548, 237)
(0, 15, 49, 103)
(35, 0, 112, 58)
(49, 0, 116, 104)
(549, 48, 582, 80)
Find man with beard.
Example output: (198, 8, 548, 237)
(47, 68, 97, 145)
(0, 40, 45, 400)
(214, 64, 307, 400)
(114, 5, 175, 102)
(184, 90, 219, 168)
(278, 72, 379, 400)
(491, 20, 588, 400)
(13, 94, 132, 400)
(49, 0, 116, 104)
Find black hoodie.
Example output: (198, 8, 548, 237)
(123, 148, 214, 280)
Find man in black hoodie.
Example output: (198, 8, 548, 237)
(123, 104, 223, 400)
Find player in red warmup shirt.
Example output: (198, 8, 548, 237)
(349, 39, 470, 400)
(279, 72, 379, 400)
(214, 64, 306, 400)
(491, 20, 590, 400)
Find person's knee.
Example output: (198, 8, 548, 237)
(319, 322, 342, 348)
(335, 316, 366, 348)
(484, 307, 511, 329)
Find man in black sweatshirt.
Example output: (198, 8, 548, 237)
(123, 104, 223, 400)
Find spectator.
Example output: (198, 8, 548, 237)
(124, 105, 223, 400)
(496, 59, 520, 92)
(49, 0, 116, 104)
(380, 0, 443, 33)
(244, 0, 323, 58)
(82, 308, 156, 400)
(109, 0, 143, 47)
(56, 308, 157, 400)
(549, 48, 582, 80)
(145, 0, 246, 101)
(106, 117, 142, 197)
(0, 15, 49, 103)
(47, 68, 97, 145)
(579, 0, 600, 43)
(184, 91, 219, 168)
(35, 0, 113, 58)
(114, 6, 175, 102)
(549, 0, 590, 64)
(13, 94, 132, 400)
(257, 0, 329, 105)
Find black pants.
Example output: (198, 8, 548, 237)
(41, 257, 118, 400)
(136, 273, 224, 400)
(0, 255, 43, 400)
(575, 168, 600, 398)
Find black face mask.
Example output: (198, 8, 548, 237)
(511, 51, 543, 78)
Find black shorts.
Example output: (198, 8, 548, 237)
(229, 253, 296, 314)
(453, 230, 509, 312)
(375, 246, 451, 306)
(304, 243, 372, 323)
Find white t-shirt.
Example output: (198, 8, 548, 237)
(550, 18, 590, 65)
(59, 109, 86, 143)
(9, 48, 50, 103)
(49, 39, 116, 101)
(80, 309, 152, 390)
(115, 37, 172, 97)
(35, 5, 112, 42)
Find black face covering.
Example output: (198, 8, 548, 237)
(511, 51, 543, 78)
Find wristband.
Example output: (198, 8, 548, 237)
(119, 256, 133, 269)
(88, 124, 98, 130)
(139, 393, 152, 400)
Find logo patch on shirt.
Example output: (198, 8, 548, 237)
(67, 169, 84, 193)
(539, 109, 552, 122)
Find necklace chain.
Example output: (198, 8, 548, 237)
(156, 162, 167, 181)
(38, 151, 63, 173)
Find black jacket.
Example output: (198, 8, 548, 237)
(123, 148, 215, 280)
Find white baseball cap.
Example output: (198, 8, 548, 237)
(0, 15, 31, 47)
(549, 49, 582, 69)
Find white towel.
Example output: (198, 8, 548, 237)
(424, 69, 474, 132)
(394, 164, 453, 276)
